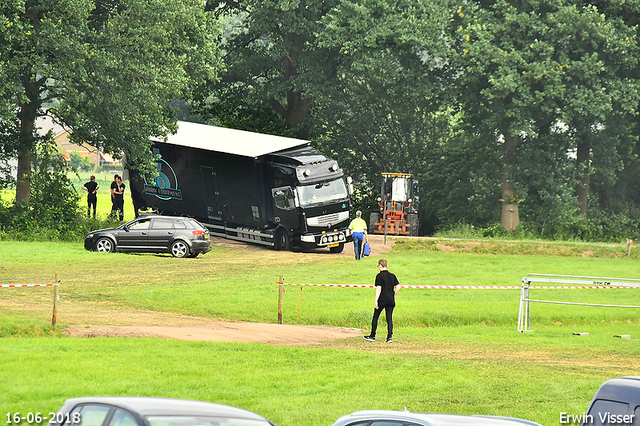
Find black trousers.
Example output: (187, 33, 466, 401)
(111, 199, 124, 220)
(370, 302, 395, 339)
(87, 195, 97, 218)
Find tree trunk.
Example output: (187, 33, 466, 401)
(15, 102, 38, 204)
(575, 140, 590, 217)
(15, 148, 32, 204)
(267, 47, 314, 128)
(501, 134, 521, 231)
(269, 91, 314, 128)
(15, 76, 43, 203)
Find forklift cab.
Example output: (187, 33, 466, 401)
(371, 173, 419, 236)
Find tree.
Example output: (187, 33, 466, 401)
(68, 151, 84, 172)
(196, 0, 342, 133)
(454, 0, 640, 230)
(0, 0, 222, 202)
(310, 0, 454, 223)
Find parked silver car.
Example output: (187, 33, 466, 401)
(330, 409, 543, 426)
(84, 215, 211, 258)
(47, 396, 275, 426)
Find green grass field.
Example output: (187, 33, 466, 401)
(1, 239, 640, 426)
(1, 171, 136, 221)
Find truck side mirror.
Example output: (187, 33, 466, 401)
(346, 176, 354, 195)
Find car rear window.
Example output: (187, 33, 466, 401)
(173, 220, 188, 229)
(108, 410, 137, 426)
(65, 405, 110, 426)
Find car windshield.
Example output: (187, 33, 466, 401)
(146, 416, 271, 426)
(296, 179, 348, 207)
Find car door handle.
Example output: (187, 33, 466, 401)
(142, 232, 147, 235)
(167, 231, 174, 235)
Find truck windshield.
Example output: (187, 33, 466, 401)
(297, 179, 348, 206)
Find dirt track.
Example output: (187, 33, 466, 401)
(48, 235, 395, 345)
(62, 322, 363, 345)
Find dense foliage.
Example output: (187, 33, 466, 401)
(198, 0, 640, 242)
(2, 0, 640, 242)
(0, 0, 221, 202)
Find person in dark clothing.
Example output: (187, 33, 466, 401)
(81, 175, 99, 218)
(364, 258, 400, 343)
(110, 174, 125, 220)
(110, 174, 119, 218)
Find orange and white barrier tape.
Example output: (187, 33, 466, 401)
(277, 282, 637, 290)
(1, 283, 59, 288)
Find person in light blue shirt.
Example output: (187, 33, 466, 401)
(348, 210, 368, 260)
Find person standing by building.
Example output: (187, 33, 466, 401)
(364, 258, 399, 343)
(81, 175, 100, 218)
(348, 210, 368, 260)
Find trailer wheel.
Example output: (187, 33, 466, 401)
(369, 212, 380, 233)
(407, 213, 419, 236)
(329, 243, 344, 253)
(274, 228, 291, 251)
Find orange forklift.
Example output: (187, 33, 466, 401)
(369, 173, 419, 236)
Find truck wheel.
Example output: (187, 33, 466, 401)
(369, 212, 381, 233)
(407, 213, 419, 236)
(274, 228, 291, 251)
(329, 243, 344, 253)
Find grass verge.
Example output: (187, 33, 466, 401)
(1, 239, 640, 426)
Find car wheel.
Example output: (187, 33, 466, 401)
(170, 240, 190, 258)
(95, 237, 114, 253)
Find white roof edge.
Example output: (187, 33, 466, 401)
(151, 121, 310, 158)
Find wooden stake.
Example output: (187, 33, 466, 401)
(52, 274, 58, 328)
(278, 275, 283, 324)
(298, 287, 302, 323)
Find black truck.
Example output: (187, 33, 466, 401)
(129, 121, 353, 252)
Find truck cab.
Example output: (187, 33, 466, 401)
(266, 145, 352, 252)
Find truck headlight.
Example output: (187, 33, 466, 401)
(301, 235, 315, 243)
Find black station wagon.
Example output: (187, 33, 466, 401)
(84, 215, 211, 258)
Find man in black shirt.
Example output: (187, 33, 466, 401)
(81, 175, 99, 218)
(364, 258, 400, 343)
(110, 174, 125, 220)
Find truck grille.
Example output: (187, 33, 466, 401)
(307, 211, 349, 227)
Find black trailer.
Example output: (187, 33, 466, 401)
(129, 121, 353, 252)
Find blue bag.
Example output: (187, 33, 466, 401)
(363, 241, 371, 256)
